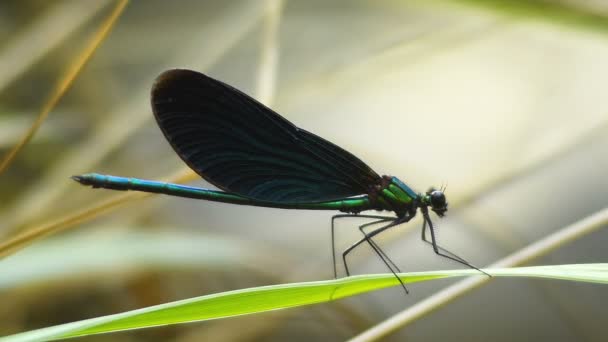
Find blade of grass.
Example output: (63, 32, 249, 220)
(0, 264, 606, 342)
(348, 206, 608, 342)
(0, 0, 129, 176)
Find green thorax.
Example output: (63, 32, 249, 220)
(372, 176, 419, 217)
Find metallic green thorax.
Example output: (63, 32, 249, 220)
(364, 176, 418, 217)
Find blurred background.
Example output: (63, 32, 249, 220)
(0, 0, 607, 341)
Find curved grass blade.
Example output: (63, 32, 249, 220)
(1, 264, 606, 342)
(348, 206, 608, 342)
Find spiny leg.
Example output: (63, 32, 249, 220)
(420, 208, 491, 277)
(331, 214, 395, 278)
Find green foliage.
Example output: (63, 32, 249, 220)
(1, 264, 606, 342)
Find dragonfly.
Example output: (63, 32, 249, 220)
(73, 69, 486, 292)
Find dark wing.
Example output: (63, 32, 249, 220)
(151, 69, 381, 203)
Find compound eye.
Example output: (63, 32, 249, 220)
(430, 190, 446, 207)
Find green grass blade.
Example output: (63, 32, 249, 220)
(1, 264, 606, 342)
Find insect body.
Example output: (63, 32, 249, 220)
(74, 69, 485, 292)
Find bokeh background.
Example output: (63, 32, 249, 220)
(1, 0, 607, 341)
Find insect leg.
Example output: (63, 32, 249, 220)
(421, 208, 491, 277)
(359, 221, 402, 274)
(331, 214, 394, 278)
(341, 219, 401, 275)
(357, 221, 410, 294)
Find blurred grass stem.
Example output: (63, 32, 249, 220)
(0, 0, 128, 176)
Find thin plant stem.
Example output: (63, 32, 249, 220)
(0, 0, 129, 176)
(0, 168, 196, 259)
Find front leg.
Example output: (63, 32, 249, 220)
(420, 207, 490, 277)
